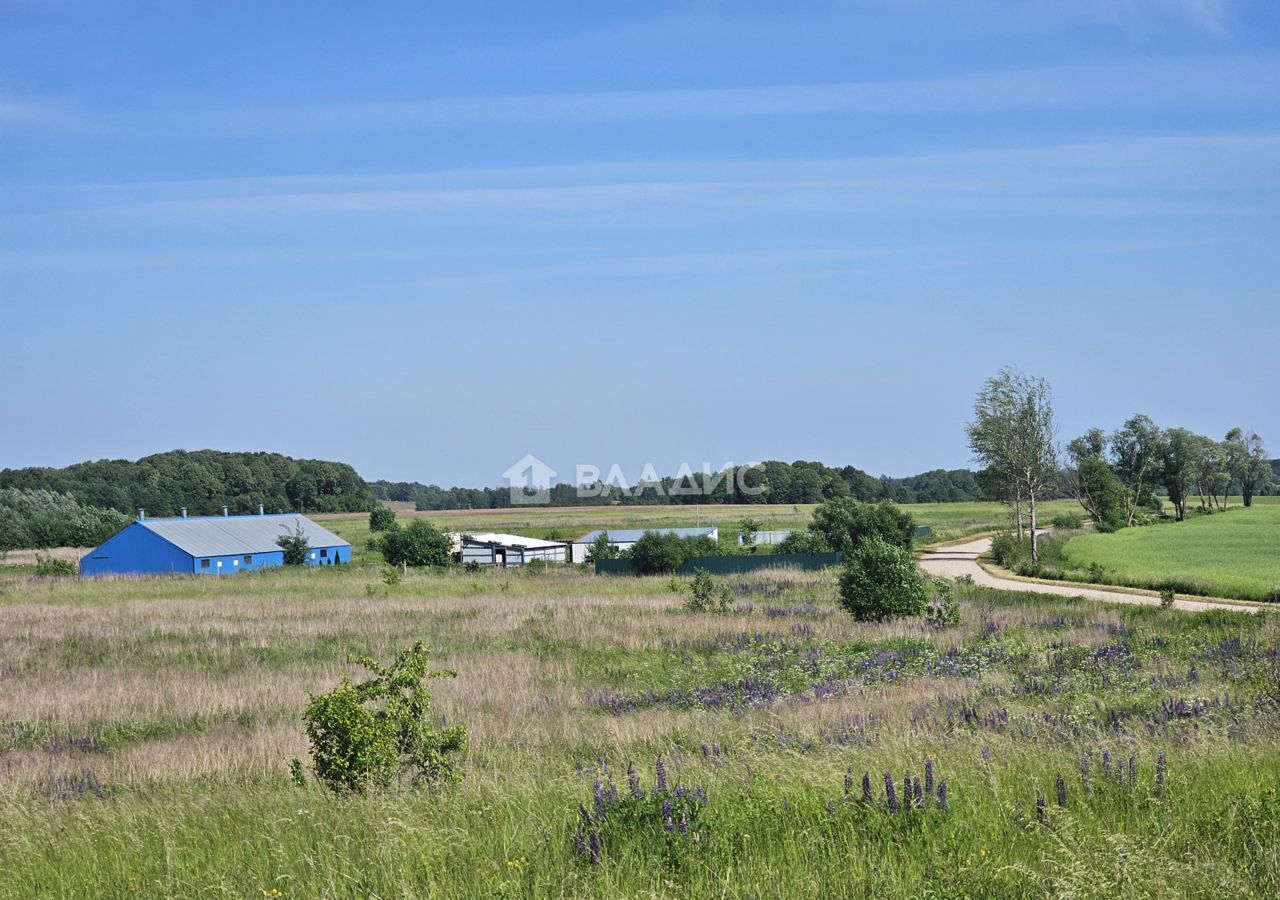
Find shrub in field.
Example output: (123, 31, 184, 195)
(924, 578, 961, 628)
(684, 569, 731, 613)
(276, 523, 311, 565)
(1160, 588, 1176, 609)
(585, 532, 618, 563)
(1051, 512, 1084, 529)
(811, 497, 916, 553)
(838, 537, 928, 622)
(775, 529, 832, 554)
(300, 642, 466, 793)
(379, 520, 452, 568)
(34, 554, 76, 577)
(629, 531, 717, 574)
(368, 505, 397, 532)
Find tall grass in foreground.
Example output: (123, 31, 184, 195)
(0, 564, 1278, 897)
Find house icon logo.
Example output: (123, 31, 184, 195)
(502, 454, 557, 505)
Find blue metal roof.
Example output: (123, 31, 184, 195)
(138, 513, 349, 557)
(573, 527, 717, 544)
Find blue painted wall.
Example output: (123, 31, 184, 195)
(82, 525, 352, 576)
(80, 522, 193, 576)
(188, 547, 348, 574)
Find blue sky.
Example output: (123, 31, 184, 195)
(2, 0, 1278, 486)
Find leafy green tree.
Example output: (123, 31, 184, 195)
(1161, 428, 1201, 522)
(1064, 429, 1127, 532)
(277, 523, 311, 565)
(775, 529, 832, 554)
(1225, 428, 1272, 508)
(628, 531, 716, 574)
(967, 368, 1059, 560)
(738, 516, 762, 548)
(369, 505, 397, 532)
(585, 532, 618, 563)
(837, 537, 929, 622)
(300, 642, 466, 793)
(1110, 415, 1165, 526)
(810, 497, 915, 553)
(380, 520, 453, 568)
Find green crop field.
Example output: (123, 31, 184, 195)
(1063, 498, 1280, 602)
(1, 563, 1278, 897)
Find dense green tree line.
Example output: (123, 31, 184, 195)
(0, 450, 374, 520)
(1064, 418, 1272, 528)
(371, 461, 990, 511)
(0, 488, 132, 551)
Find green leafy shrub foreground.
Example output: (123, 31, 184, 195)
(2, 566, 1280, 897)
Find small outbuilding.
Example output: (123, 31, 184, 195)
(458, 532, 567, 567)
(80, 510, 351, 576)
(568, 526, 719, 564)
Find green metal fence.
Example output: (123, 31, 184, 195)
(595, 551, 843, 577)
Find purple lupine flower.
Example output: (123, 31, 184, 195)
(693, 785, 708, 805)
(910, 777, 921, 810)
(1080, 754, 1091, 796)
(1128, 754, 1136, 787)
(1056, 775, 1067, 808)
(1036, 791, 1048, 825)
(981, 745, 991, 763)
(604, 780, 618, 806)
(1156, 749, 1166, 798)
(662, 796, 673, 823)
(861, 772, 873, 806)
(588, 829, 601, 865)
(627, 762, 643, 800)
(672, 744, 682, 763)
(937, 780, 949, 811)
(679, 805, 690, 835)
(924, 760, 934, 804)
(844, 767, 853, 795)
(578, 803, 591, 825)
(701, 743, 710, 759)
(904, 774, 913, 812)
(884, 772, 899, 813)
(575, 825, 587, 858)
(593, 780, 607, 818)
(656, 756, 668, 793)
(826, 798, 837, 816)
(1101, 749, 1112, 781)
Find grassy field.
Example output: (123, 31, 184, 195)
(1, 563, 1278, 897)
(1062, 498, 1280, 602)
(314, 499, 1085, 557)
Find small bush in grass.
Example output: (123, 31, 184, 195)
(299, 642, 466, 794)
(277, 524, 311, 566)
(1160, 588, 1176, 609)
(34, 554, 75, 577)
(380, 520, 452, 568)
(368, 505, 397, 532)
(838, 537, 928, 622)
(1051, 512, 1084, 529)
(685, 568, 731, 613)
(924, 578, 961, 628)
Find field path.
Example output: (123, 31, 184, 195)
(919, 536, 1260, 614)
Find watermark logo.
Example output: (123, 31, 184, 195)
(501, 457, 766, 505)
(502, 454, 557, 505)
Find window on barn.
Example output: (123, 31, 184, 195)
(200, 559, 210, 568)
(244, 555, 252, 564)
(320, 548, 328, 558)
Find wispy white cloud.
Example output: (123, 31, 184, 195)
(50, 132, 1275, 224)
(141, 55, 1277, 136)
(0, 98, 71, 128)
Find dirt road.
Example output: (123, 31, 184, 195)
(919, 536, 1260, 614)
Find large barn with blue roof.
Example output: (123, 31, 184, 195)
(80, 509, 351, 576)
